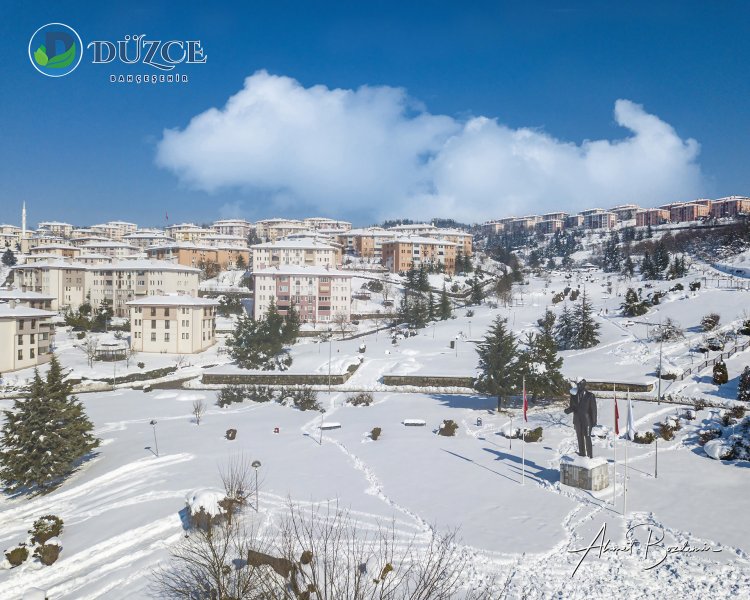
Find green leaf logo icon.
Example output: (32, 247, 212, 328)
(46, 42, 76, 69)
(34, 45, 48, 66)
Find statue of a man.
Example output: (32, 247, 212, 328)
(564, 379, 598, 458)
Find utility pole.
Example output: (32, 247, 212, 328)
(251, 460, 261, 512)
(149, 420, 159, 457)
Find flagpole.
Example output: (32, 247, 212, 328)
(521, 376, 526, 486)
(509, 415, 513, 450)
(613, 383, 617, 506)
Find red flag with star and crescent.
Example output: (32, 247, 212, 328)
(614, 393, 620, 435)
(523, 379, 528, 422)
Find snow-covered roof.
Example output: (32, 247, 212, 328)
(252, 238, 336, 250)
(0, 289, 55, 301)
(253, 265, 353, 277)
(126, 294, 219, 307)
(12, 258, 200, 273)
(0, 303, 56, 319)
(386, 236, 458, 246)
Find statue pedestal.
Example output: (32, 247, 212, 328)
(560, 455, 609, 491)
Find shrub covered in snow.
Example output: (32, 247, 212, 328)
(185, 488, 228, 530)
(704, 439, 735, 460)
(713, 361, 729, 385)
(659, 422, 675, 441)
(283, 386, 320, 411)
(370, 427, 382, 441)
(347, 392, 373, 407)
(633, 431, 655, 444)
(33, 540, 61, 566)
(438, 420, 459, 437)
(698, 428, 722, 446)
(29, 515, 64, 545)
(524, 426, 543, 442)
(701, 313, 721, 332)
(4, 543, 28, 567)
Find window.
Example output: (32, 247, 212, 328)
(165, 320, 170, 329)
(17, 350, 23, 360)
(18, 320, 24, 330)
(30, 334, 35, 344)
(151, 332, 156, 342)
(150, 307, 156, 316)
(151, 320, 156, 328)
(31, 320, 36, 328)
(17, 335, 23, 345)
(30, 348, 35, 359)
(164, 333, 170, 342)
(165, 308, 170, 317)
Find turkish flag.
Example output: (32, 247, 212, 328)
(614, 396, 620, 435)
(523, 380, 528, 422)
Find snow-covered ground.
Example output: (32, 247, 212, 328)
(2, 258, 750, 598)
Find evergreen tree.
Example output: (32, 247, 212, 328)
(427, 291, 436, 322)
(0, 358, 99, 494)
(738, 366, 750, 402)
(398, 289, 411, 324)
(641, 251, 657, 280)
(646, 224, 653, 238)
(235, 254, 246, 270)
(554, 303, 576, 350)
(712, 360, 729, 385)
(281, 302, 300, 344)
(470, 278, 484, 305)
(265, 299, 284, 341)
(521, 310, 566, 399)
(1, 247, 16, 267)
(405, 262, 418, 291)
(476, 317, 521, 409)
(227, 314, 289, 370)
(653, 241, 670, 272)
(417, 263, 430, 292)
(439, 284, 452, 320)
(621, 288, 649, 317)
(602, 237, 621, 272)
(621, 254, 635, 278)
(574, 292, 601, 349)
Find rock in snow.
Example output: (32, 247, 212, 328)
(703, 439, 734, 460)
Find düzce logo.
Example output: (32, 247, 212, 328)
(29, 23, 83, 77)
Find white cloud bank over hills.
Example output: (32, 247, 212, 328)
(156, 70, 705, 223)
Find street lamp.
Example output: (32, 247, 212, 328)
(251, 460, 261, 512)
(327, 327, 333, 396)
(319, 408, 326, 445)
(149, 419, 159, 457)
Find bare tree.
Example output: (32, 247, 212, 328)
(192, 399, 206, 425)
(125, 345, 138, 368)
(175, 354, 188, 369)
(219, 453, 254, 511)
(333, 311, 349, 339)
(81, 336, 99, 368)
(381, 280, 394, 305)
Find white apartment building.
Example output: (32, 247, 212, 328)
(123, 231, 173, 250)
(165, 223, 215, 242)
(90, 222, 137, 240)
(303, 217, 352, 232)
(0, 303, 56, 373)
(128, 295, 218, 354)
(11, 259, 200, 317)
(253, 265, 352, 323)
(251, 238, 340, 272)
(80, 241, 140, 258)
(0, 290, 55, 310)
(254, 219, 306, 242)
(0, 224, 21, 249)
(212, 219, 254, 239)
(37, 221, 74, 238)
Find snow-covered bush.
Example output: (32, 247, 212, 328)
(346, 392, 373, 406)
(704, 439, 735, 460)
(698, 428, 722, 445)
(659, 422, 675, 441)
(33, 540, 61, 566)
(185, 488, 229, 530)
(524, 426, 543, 442)
(370, 427, 382, 441)
(701, 312, 721, 331)
(29, 515, 63, 545)
(284, 386, 320, 412)
(438, 420, 459, 437)
(713, 361, 729, 385)
(4, 543, 28, 567)
(633, 431, 655, 444)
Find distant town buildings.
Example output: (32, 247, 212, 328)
(0, 303, 56, 373)
(381, 236, 458, 274)
(250, 238, 341, 272)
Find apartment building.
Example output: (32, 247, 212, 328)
(165, 223, 215, 243)
(90, 222, 137, 240)
(28, 244, 81, 259)
(251, 238, 340, 271)
(146, 243, 250, 270)
(609, 204, 641, 221)
(387, 223, 439, 236)
(381, 236, 458, 274)
(583, 211, 617, 229)
(0, 290, 55, 310)
(37, 221, 73, 238)
(128, 295, 218, 354)
(710, 196, 750, 219)
(253, 265, 352, 323)
(254, 219, 307, 242)
(303, 217, 352, 232)
(0, 225, 21, 249)
(201, 234, 249, 248)
(565, 214, 584, 228)
(510, 217, 540, 233)
(635, 209, 670, 227)
(536, 219, 564, 234)
(212, 219, 254, 239)
(0, 303, 56, 373)
(11, 259, 200, 317)
(123, 231, 173, 250)
(670, 203, 710, 223)
(481, 221, 505, 236)
(423, 229, 473, 256)
(338, 227, 396, 259)
(80, 241, 140, 258)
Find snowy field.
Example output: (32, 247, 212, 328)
(1, 388, 749, 598)
(2, 258, 750, 598)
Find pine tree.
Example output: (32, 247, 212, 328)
(653, 242, 670, 273)
(622, 254, 635, 278)
(641, 252, 656, 280)
(646, 224, 653, 238)
(405, 262, 418, 291)
(574, 292, 601, 349)
(1, 247, 16, 267)
(521, 310, 566, 400)
(476, 317, 521, 409)
(738, 366, 750, 402)
(621, 287, 649, 317)
(470, 278, 484, 305)
(227, 314, 287, 370)
(417, 263, 430, 292)
(554, 303, 576, 350)
(427, 291, 436, 322)
(281, 302, 300, 344)
(235, 254, 246, 270)
(712, 360, 729, 385)
(0, 358, 99, 494)
(439, 284, 452, 320)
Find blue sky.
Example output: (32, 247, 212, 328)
(1, 1, 749, 228)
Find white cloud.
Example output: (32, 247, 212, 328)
(156, 71, 705, 223)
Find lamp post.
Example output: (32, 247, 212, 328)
(319, 408, 326, 445)
(149, 419, 159, 457)
(327, 327, 333, 396)
(251, 460, 261, 512)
